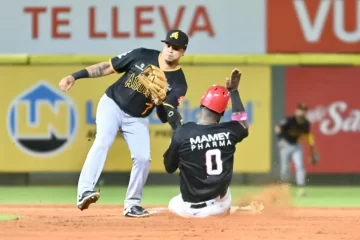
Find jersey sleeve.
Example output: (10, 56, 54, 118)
(109, 48, 144, 73)
(278, 117, 290, 129)
(276, 117, 290, 140)
(304, 121, 311, 133)
(222, 121, 249, 143)
(163, 71, 188, 109)
(163, 129, 182, 173)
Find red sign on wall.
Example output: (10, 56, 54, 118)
(267, 0, 360, 53)
(285, 67, 360, 173)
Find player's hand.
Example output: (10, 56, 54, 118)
(152, 97, 161, 105)
(59, 75, 75, 92)
(274, 125, 281, 134)
(226, 68, 241, 91)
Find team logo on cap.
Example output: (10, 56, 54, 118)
(170, 32, 179, 39)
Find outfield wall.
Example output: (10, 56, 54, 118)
(1, 54, 360, 186)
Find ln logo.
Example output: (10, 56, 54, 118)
(7, 81, 78, 157)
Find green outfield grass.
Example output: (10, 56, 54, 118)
(0, 186, 359, 207)
(0, 214, 23, 221)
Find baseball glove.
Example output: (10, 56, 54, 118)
(311, 152, 320, 165)
(138, 64, 167, 105)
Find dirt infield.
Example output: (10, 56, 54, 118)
(0, 185, 358, 240)
(0, 204, 359, 240)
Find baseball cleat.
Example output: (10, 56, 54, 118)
(124, 206, 150, 218)
(77, 191, 100, 211)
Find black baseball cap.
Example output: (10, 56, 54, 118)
(161, 29, 189, 50)
(297, 103, 308, 111)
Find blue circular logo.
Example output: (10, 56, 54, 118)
(7, 81, 78, 157)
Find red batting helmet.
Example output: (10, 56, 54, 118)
(200, 85, 230, 114)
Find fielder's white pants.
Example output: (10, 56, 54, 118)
(168, 188, 232, 218)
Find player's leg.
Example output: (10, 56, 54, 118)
(279, 141, 294, 184)
(168, 189, 232, 218)
(168, 193, 190, 217)
(206, 188, 232, 217)
(77, 94, 122, 210)
(121, 114, 151, 217)
(168, 194, 214, 218)
(292, 144, 306, 197)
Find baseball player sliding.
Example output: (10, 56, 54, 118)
(58, 29, 189, 218)
(275, 103, 319, 197)
(163, 68, 250, 218)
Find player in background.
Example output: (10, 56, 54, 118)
(275, 103, 319, 197)
(58, 29, 189, 218)
(163, 68, 249, 218)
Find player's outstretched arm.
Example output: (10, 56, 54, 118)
(59, 62, 115, 92)
(226, 68, 249, 130)
(59, 48, 143, 92)
(305, 126, 320, 165)
(86, 62, 116, 78)
(156, 105, 183, 130)
(163, 130, 181, 173)
(274, 117, 290, 140)
(156, 81, 187, 130)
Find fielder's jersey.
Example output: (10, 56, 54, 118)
(278, 116, 311, 145)
(106, 47, 187, 117)
(163, 121, 249, 203)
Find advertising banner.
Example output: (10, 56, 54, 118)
(267, 0, 360, 53)
(1, 65, 272, 173)
(0, 0, 265, 54)
(285, 67, 360, 173)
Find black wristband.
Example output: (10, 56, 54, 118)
(71, 69, 89, 80)
(167, 108, 182, 131)
(229, 89, 245, 112)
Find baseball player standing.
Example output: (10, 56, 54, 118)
(163, 69, 249, 218)
(58, 29, 189, 218)
(275, 103, 319, 197)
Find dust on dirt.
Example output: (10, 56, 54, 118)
(0, 185, 359, 240)
(234, 183, 294, 214)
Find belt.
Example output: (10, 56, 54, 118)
(190, 189, 227, 209)
(190, 202, 207, 209)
